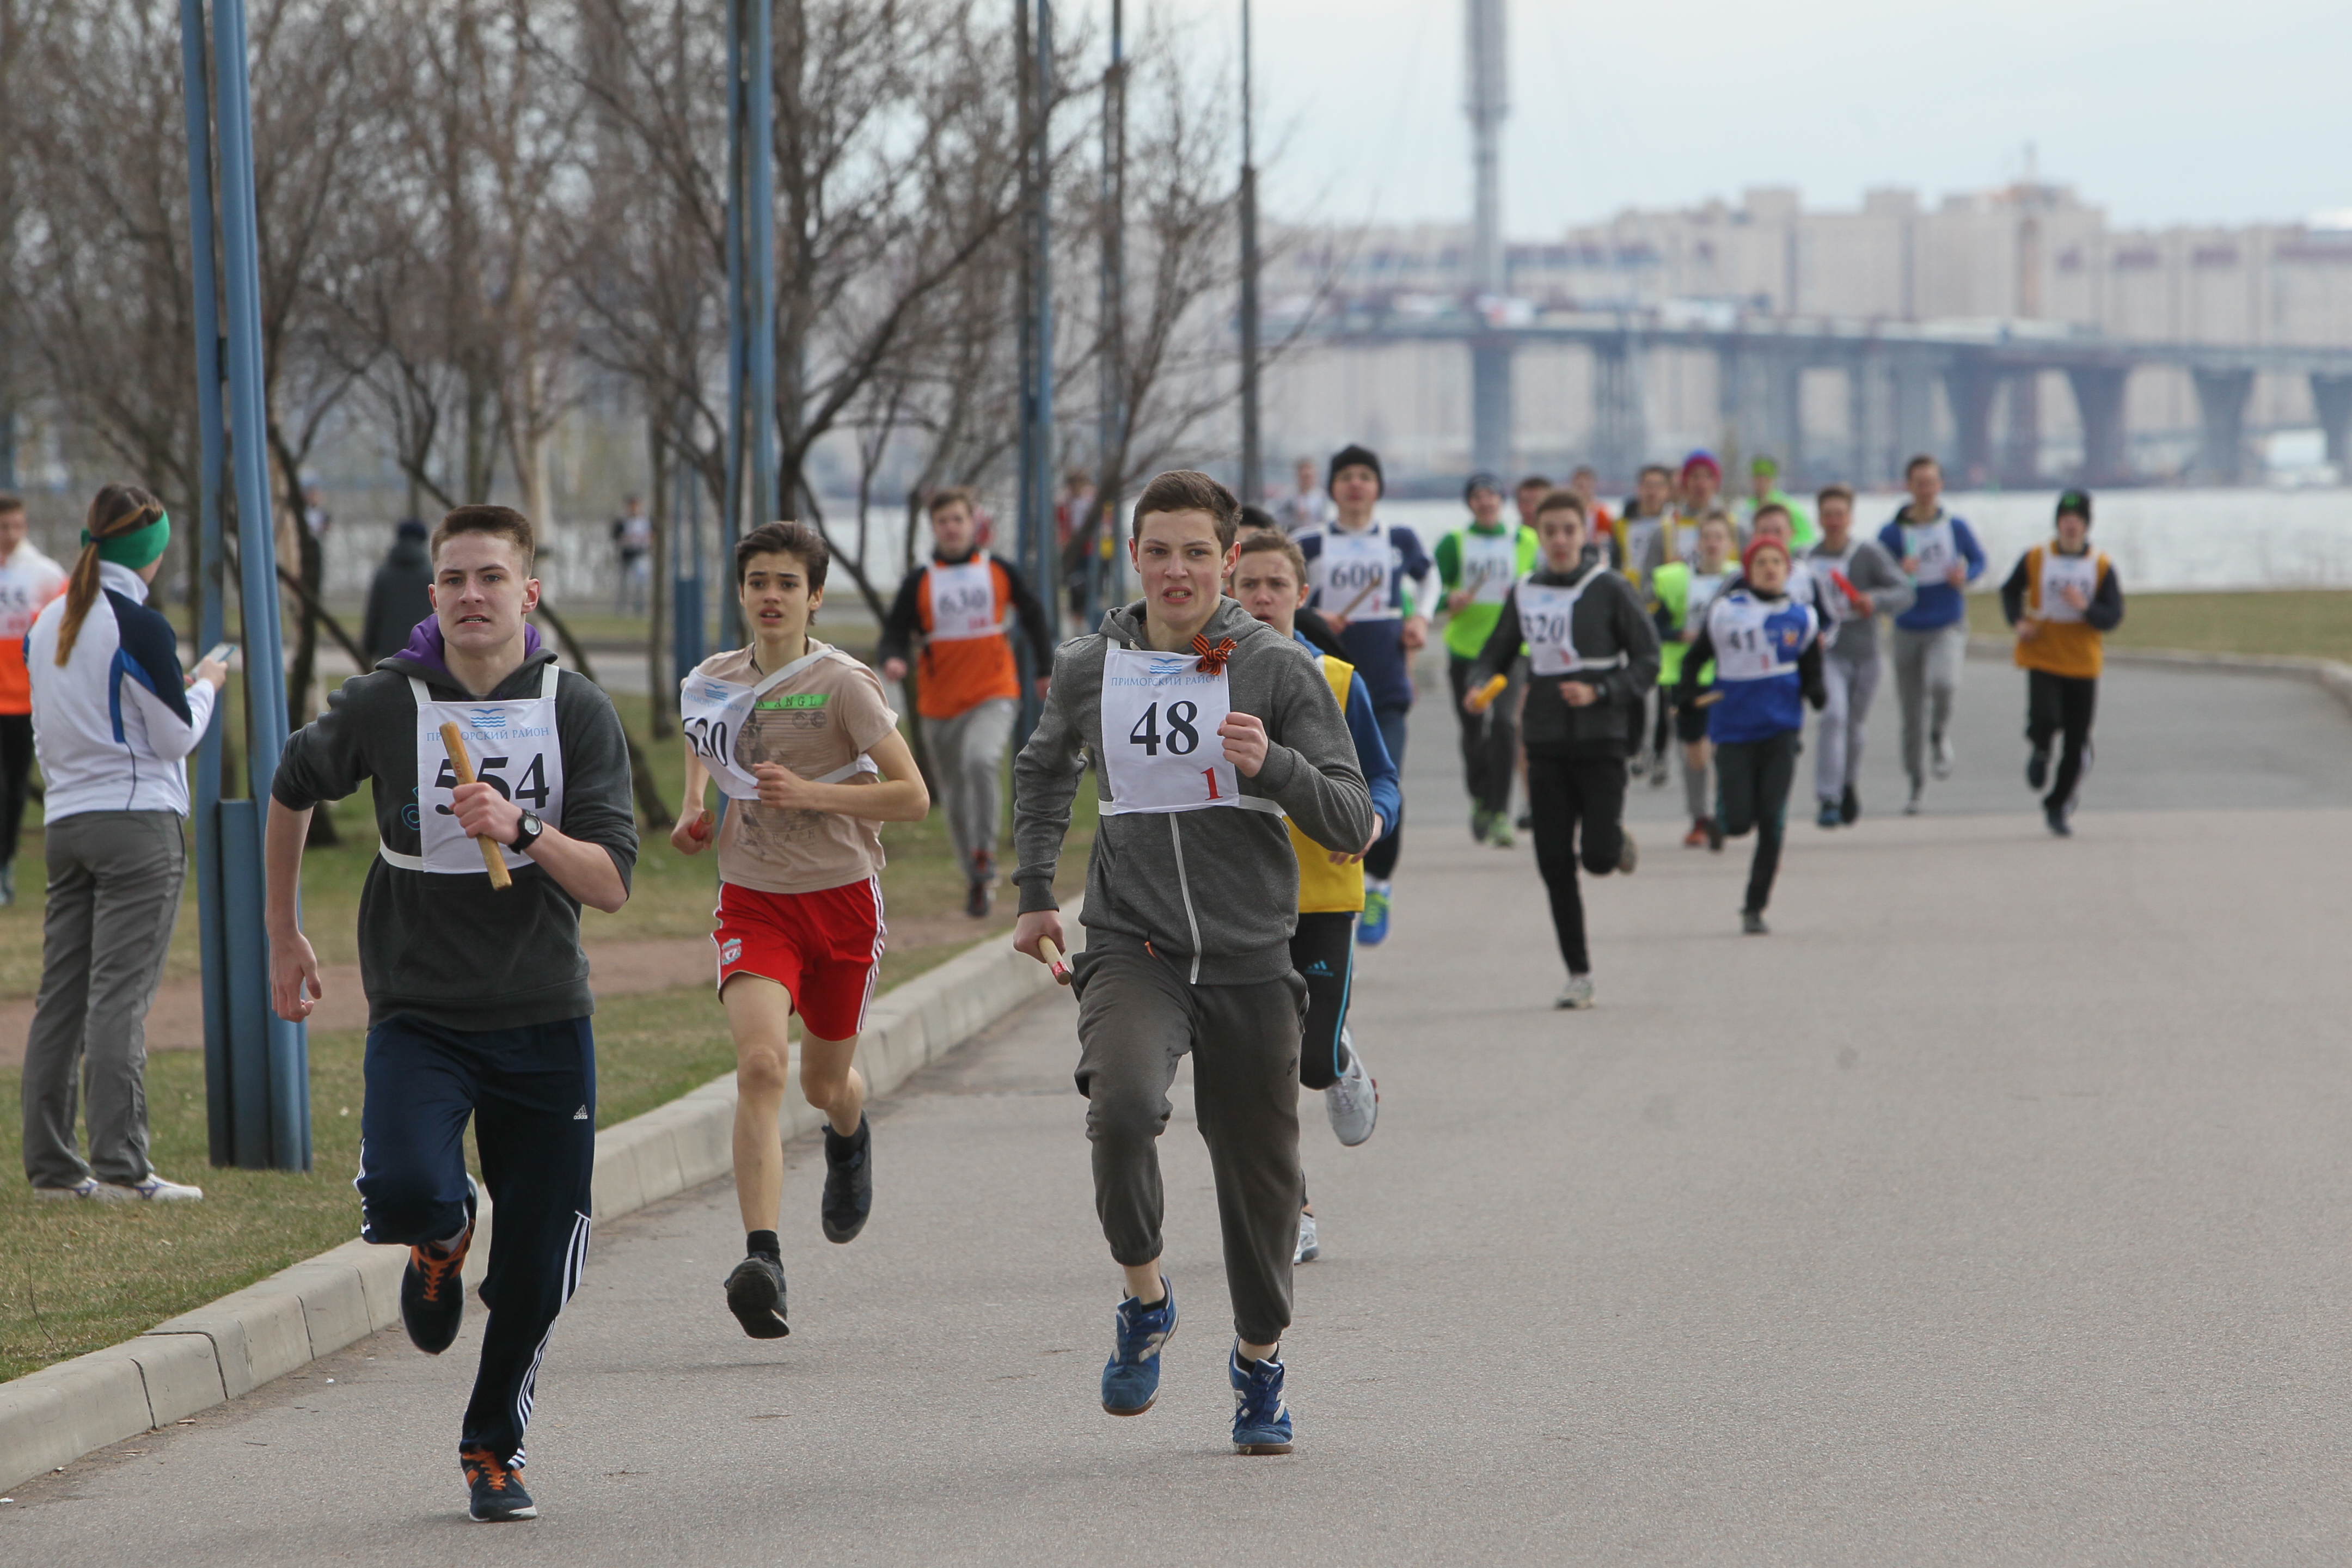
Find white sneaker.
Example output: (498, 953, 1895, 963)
(1294, 1211, 1320, 1265)
(1932, 733, 1955, 779)
(1324, 1042, 1378, 1147)
(98, 1172, 205, 1202)
(33, 1177, 101, 1199)
(1554, 974, 1595, 1009)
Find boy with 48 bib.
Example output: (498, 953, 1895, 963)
(1013, 470, 1373, 1456)
(268, 506, 639, 1522)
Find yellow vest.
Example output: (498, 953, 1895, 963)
(1291, 653, 1365, 914)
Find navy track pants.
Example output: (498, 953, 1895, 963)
(357, 1013, 596, 1469)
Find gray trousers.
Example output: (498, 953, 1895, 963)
(1071, 934, 1306, 1346)
(22, 810, 186, 1187)
(1891, 622, 1968, 785)
(1815, 650, 1883, 804)
(929, 696, 1015, 884)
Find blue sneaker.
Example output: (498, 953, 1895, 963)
(1228, 1342, 1294, 1454)
(1101, 1279, 1177, 1416)
(1357, 882, 1392, 947)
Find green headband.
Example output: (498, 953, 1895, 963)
(83, 512, 171, 570)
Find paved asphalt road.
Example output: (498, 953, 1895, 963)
(8, 654, 2352, 1564)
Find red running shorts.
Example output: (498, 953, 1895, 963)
(713, 877, 885, 1042)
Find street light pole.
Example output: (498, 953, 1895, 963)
(1092, 0, 1125, 630)
(180, 0, 307, 1171)
(1237, 0, 1262, 505)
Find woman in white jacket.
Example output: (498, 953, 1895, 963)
(21, 485, 227, 1200)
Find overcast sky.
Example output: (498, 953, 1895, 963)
(1144, 0, 2352, 235)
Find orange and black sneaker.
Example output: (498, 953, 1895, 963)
(402, 1177, 477, 1356)
(461, 1445, 538, 1522)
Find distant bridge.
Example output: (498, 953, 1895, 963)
(1308, 295, 2352, 491)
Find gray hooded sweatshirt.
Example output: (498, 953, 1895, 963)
(1013, 597, 1374, 986)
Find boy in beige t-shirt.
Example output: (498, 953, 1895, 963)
(672, 522, 929, 1340)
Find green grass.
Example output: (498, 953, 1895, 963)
(0, 675, 1097, 1382)
(1968, 587, 2352, 664)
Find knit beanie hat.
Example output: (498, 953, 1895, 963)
(1741, 535, 1789, 574)
(1681, 450, 1722, 481)
(1328, 444, 1385, 497)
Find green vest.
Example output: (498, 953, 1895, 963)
(1650, 560, 1724, 687)
(1437, 523, 1541, 659)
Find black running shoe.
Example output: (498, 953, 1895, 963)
(461, 1447, 538, 1522)
(965, 879, 993, 918)
(724, 1253, 790, 1338)
(822, 1114, 873, 1244)
(1742, 909, 1770, 935)
(1839, 785, 1860, 825)
(2045, 803, 2073, 838)
(401, 1178, 477, 1356)
(2026, 748, 2050, 791)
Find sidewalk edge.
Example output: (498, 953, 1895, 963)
(1965, 638, 2352, 717)
(0, 912, 1067, 1492)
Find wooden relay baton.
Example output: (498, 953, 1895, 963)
(438, 721, 513, 890)
(1037, 936, 1073, 987)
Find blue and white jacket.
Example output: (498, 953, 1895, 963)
(27, 560, 216, 820)
(1678, 586, 1826, 745)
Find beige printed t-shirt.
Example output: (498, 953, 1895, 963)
(693, 642, 900, 894)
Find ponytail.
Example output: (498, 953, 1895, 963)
(56, 485, 167, 665)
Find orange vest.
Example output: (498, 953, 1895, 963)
(914, 558, 1022, 719)
(2012, 544, 2111, 679)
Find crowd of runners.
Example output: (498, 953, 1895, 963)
(224, 438, 2124, 1520)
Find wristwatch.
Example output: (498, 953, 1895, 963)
(511, 811, 544, 852)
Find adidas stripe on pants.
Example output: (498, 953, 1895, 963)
(357, 1013, 597, 1468)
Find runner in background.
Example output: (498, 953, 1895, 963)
(1739, 456, 1817, 550)
(1465, 490, 1656, 1010)
(1877, 455, 1986, 815)
(1632, 453, 1733, 778)
(0, 493, 66, 905)
(1611, 464, 1675, 585)
(1013, 470, 1373, 1457)
(2000, 489, 2124, 837)
(1650, 513, 1736, 850)
(1297, 444, 1432, 947)
(1279, 456, 1331, 536)
(878, 487, 1055, 917)
(1229, 528, 1400, 1265)
(1436, 473, 1538, 847)
(1808, 484, 1912, 829)
(1679, 535, 1825, 934)
(1514, 474, 1553, 539)
(1569, 466, 1614, 551)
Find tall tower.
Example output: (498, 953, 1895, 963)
(1465, 0, 1512, 475)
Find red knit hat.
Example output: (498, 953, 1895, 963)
(1742, 535, 1789, 574)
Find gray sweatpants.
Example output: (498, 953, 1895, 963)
(22, 810, 186, 1188)
(1891, 622, 1968, 786)
(929, 696, 1016, 884)
(1071, 933, 1306, 1346)
(1815, 650, 1883, 804)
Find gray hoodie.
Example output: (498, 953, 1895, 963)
(1013, 597, 1374, 985)
(1807, 536, 1914, 664)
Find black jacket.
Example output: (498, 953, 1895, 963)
(1468, 564, 1660, 759)
(271, 644, 639, 1032)
(362, 537, 434, 667)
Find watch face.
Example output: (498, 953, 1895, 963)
(518, 812, 542, 843)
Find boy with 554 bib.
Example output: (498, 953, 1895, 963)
(268, 505, 639, 1522)
(1012, 470, 1373, 1456)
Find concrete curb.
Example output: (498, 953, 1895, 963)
(0, 915, 1069, 1491)
(1965, 636, 2352, 718)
